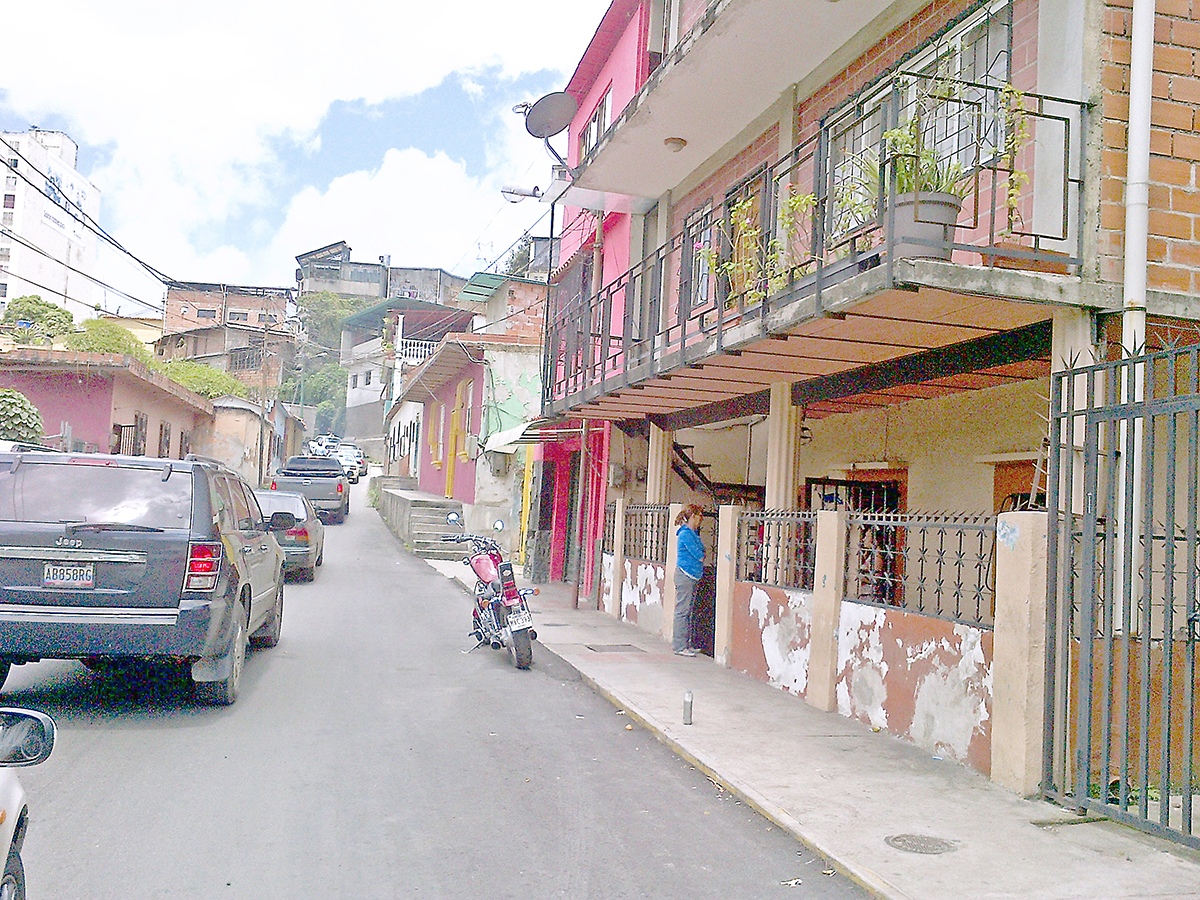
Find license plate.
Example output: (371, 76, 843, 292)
(507, 608, 532, 631)
(43, 562, 94, 588)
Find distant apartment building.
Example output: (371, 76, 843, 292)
(0, 128, 101, 321)
(154, 282, 296, 399)
(295, 242, 469, 455)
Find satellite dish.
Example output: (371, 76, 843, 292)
(524, 92, 577, 139)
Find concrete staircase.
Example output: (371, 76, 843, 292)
(407, 497, 467, 560)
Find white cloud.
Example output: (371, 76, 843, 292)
(0, 0, 609, 295)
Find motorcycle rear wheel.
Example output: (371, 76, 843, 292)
(509, 628, 533, 670)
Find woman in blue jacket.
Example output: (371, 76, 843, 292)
(673, 504, 706, 656)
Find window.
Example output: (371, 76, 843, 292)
(679, 202, 713, 315)
(227, 311, 249, 322)
(196, 308, 217, 319)
(351, 374, 358, 388)
(258, 313, 276, 323)
(158, 421, 172, 458)
(4, 176, 14, 188)
(0, 284, 7, 299)
(229, 346, 262, 372)
(363, 370, 371, 386)
(179, 430, 191, 459)
(2, 195, 13, 209)
(579, 89, 611, 160)
(5, 159, 15, 170)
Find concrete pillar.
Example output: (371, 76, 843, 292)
(991, 511, 1049, 797)
(664, 502, 684, 645)
(807, 510, 848, 713)
(609, 498, 627, 619)
(714, 505, 741, 667)
(647, 423, 672, 505)
(764, 381, 799, 509)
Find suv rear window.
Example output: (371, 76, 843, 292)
(282, 457, 343, 474)
(0, 460, 193, 528)
(255, 492, 307, 518)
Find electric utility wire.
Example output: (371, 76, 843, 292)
(0, 135, 172, 284)
(0, 227, 165, 314)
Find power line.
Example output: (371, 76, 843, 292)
(0, 226, 164, 314)
(0, 134, 172, 284)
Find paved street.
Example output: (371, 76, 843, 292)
(6, 482, 867, 899)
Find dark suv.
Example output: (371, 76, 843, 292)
(0, 453, 295, 705)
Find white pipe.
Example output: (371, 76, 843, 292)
(1122, 0, 1155, 355)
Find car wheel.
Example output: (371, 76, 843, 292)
(316, 548, 324, 567)
(251, 580, 284, 648)
(196, 601, 247, 706)
(1, 847, 25, 900)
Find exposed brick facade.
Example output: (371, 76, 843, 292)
(1101, 0, 1200, 291)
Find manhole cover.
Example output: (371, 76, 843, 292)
(884, 834, 956, 855)
(586, 643, 645, 653)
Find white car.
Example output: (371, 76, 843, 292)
(0, 708, 55, 898)
(335, 446, 360, 483)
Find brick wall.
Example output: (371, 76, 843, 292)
(1100, 0, 1200, 293)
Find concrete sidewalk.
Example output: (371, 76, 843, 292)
(423, 556, 1200, 900)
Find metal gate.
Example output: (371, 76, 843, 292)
(1046, 345, 1200, 848)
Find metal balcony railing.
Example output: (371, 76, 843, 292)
(544, 74, 1088, 412)
(397, 339, 437, 366)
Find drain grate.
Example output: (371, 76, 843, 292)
(586, 643, 645, 653)
(884, 834, 956, 855)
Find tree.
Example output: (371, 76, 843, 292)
(504, 236, 533, 277)
(157, 360, 248, 399)
(0, 390, 43, 442)
(297, 291, 375, 352)
(1, 296, 75, 338)
(64, 318, 152, 364)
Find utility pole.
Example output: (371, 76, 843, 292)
(257, 302, 270, 486)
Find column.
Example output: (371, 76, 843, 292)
(664, 502, 684, 645)
(609, 498, 627, 619)
(807, 509, 848, 713)
(764, 381, 799, 509)
(646, 422, 672, 505)
(990, 511, 1049, 796)
(714, 504, 741, 667)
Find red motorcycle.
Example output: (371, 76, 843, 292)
(444, 514, 536, 669)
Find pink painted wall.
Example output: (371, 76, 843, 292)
(417, 364, 483, 502)
(0, 372, 114, 450)
(110, 374, 209, 458)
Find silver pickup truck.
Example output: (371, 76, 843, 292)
(268, 456, 349, 523)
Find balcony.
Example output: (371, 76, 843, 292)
(577, 0, 898, 202)
(545, 76, 1091, 423)
(396, 338, 437, 367)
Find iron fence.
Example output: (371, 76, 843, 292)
(1046, 345, 1200, 850)
(543, 72, 1088, 414)
(736, 509, 818, 590)
(844, 511, 996, 628)
(602, 502, 616, 554)
(623, 504, 670, 563)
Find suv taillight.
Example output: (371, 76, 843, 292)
(337, 482, 344, 494)
(269, 480, 278, 490)
(185, 541, 222, 592)
(285, 525, 309, 543)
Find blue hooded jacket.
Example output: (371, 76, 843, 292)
(676, 524, 704, 580)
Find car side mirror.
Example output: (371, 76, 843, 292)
(267, 511, 298, 532)
(492, 519, 505, 533)
(0, 709, 55, 767)
(446, 512, 461, 525)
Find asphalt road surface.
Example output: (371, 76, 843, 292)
(8, 481, 869, 900)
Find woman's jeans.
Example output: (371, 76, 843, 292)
(673, 568, 699, 651)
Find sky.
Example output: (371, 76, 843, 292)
(0, 1, 610, 315)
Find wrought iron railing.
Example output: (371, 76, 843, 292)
(623, 504, 670, 564)
(844, 511, 997, 627)
(602, 502, 616, 554)
(544, 73, 1088, 412)
(736, 510, 818, 590)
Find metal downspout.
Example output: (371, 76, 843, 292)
(1122, 0, 1155, 354)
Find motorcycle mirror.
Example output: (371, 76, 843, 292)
(492, 519, 505, 533)
(446, 512, 461, 525)
(0, 708, 56, 767)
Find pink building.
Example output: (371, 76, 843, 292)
(0, 348, 213, 456)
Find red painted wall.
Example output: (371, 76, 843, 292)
(0, 372, 115, 450)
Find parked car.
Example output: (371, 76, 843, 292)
(253, 490, 324, 581)
(342, 443, 367, 476)
(335, 445, 360, 483)
(0, 708, 55, 899)
(269, 456, 350, 523)
(0, 453, 296, 705)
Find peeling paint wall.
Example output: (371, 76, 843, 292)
(600, 552, 615, 616)
(731, 581, 813, 698)
(621, 558, 666, 634)
(836, 602, 993, 773)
